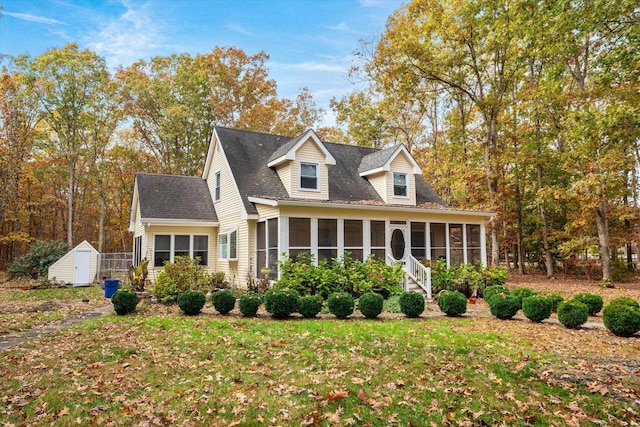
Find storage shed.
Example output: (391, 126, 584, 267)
(47, 240, 100, 285)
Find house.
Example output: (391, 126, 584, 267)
(128, 127, 493, 298)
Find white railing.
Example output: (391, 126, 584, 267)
(387, 254, 432, 300)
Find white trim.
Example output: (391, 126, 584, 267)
(392, 172, 409, 199)
(213, 170, 221, 202)
(359, 145, 422, 177)
(217, 228, 238, 261)
(142, 219, 219, 227)
(299, 161, 320, 191)
(267, 129, 337, 168)
(248, 196, 278, 206)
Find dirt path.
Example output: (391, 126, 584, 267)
(0, 304, 113, 350)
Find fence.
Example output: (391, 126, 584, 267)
(98, 252, 133, 281)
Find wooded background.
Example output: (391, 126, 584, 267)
(1, 0, 638, 281)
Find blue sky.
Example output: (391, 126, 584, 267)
(0, 0, 405, 125)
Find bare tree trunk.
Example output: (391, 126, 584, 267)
(67, 156, 75, 247)
(594, 198, 611, 282)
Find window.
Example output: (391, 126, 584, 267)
(289, 217, 311, 260)
(449, 224, 464, 264)
(214, 171, 221, 201)
(393, 173, 408, 197)
(218, 229, 237, 261)
(318, 219, 337, 261)
(300, 162, 318, 190)
(466, 224, 481, 264)
(411, 222, 426, 260)
(154, 235, 209, 267)
(344, 220, 363, 261)
(370, 220, 386, 259)
(257, 219, 279, 278)
(430, 223, 447, 262)
(134, 236, 142, 267)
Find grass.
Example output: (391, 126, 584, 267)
(1, 311, 639, 426)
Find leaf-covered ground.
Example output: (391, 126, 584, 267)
(0, 273, 639, 426)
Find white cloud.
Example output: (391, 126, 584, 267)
(327, 22, 357, 33)
(83, 1, 166, 69)
(225, 23, 253, 36)
(3, 11, 63, 25)
(273, 60, 347, 74)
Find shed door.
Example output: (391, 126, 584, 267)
(74, 250, 92, 284)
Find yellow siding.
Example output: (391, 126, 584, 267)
(256, 204, 280, 218)
(388, 154, 416, 205)
(276, 162, 292, 197)
(289, 140, 329, 200)
(367, 172, 388, 203)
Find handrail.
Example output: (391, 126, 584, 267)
(405, 255, 432, 300)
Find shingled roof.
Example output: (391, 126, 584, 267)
(135, 173, 217, 222)
(215, 127, 447, 215)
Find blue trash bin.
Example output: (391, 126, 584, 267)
(104, 279, 120, 298)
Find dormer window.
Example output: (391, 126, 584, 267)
(300, 162, 318, 190)
(393, 173, 408, 197)
(214, 171, 221, 201)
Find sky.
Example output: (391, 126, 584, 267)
(0, 0, 405, 126)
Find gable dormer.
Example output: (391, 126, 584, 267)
(267, 130, 336, 200)
(359, 144, 422, 205)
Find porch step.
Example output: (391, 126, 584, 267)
(406, 278, 432, 301)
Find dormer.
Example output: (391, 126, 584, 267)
(267, 130, 336, 200)
(358, 144, 422, 205)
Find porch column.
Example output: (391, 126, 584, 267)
(278, 216, 288, 279)
(480, 222, 488, 266)
(445, 223, 451, 267)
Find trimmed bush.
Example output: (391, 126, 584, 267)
(239, 294, 262, 317)
(328, 292, 355, 319)
(603, 298, 640, 337)
(298, 295, 324, 318)
(264, 289, 299, 319)
(212, 289, 236, 314)
(489, 294, 520, 320)
(557, 300, 589, 329)
(111, 289, 138, 315)
(572, 293, 603, 316)
(483, 285, 510, 306)
(399, 291, 425, 318)
(437, 291, 467, 316)
(511, 287, 537, 308)
(358, 292, 384, 319)
(546, 294, 564, 313)
(177, 290, 206, 315)
(522, 296, 551, 323)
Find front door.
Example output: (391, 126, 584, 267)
(74, 250, 92, 285)
(389, 223, 409, 262)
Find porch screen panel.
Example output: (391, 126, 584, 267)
(256, 221, 266, 273)
(193, 235, 208, 266)
(370, 220, 386, 260)
(174, 235, 190, 258)
(466, 224, 481, 265)
(154, 235, 171, 267)
(411, 222, 426, 260)
(344, 220, 363, 261)
(288, 217, 310, 260)
(267, 219, 278, 275)
(430, 223, 447, 262)
(450, 224, 464, 264)
(318, 219, 337, 261)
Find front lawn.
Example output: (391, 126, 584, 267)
(1, 310, 639, 426)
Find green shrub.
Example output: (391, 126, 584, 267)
(546, 294, 564, 313)
(153, 256, 209, 302)
(522, 296, 551, 323)
(328, 292, 355, 319)
(358, 292, 384, 319)
(239, 294, 262, 317)
(399, 291, 425, 318)
(557, 300, 589, 329)
(511, 287, 537, 308)
(437, 291, 467, 316)
(111, 289, 138, 315)
(489, 294, 520, 320)
(8, 240, 69, 278)
(603, 298, 640, 337)
(177, 290, 206, 315)
(298, 295, 324, 318)
(483, 285, 510, 306)
(572, 293, 603, 316)
(264, 289, 300, 319)
(212, 289, 236, 314)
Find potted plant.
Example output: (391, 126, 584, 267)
(128, 258, 150, 298)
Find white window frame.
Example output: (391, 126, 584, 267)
(214, 171, 221, 202)
(153, 234, 209, 267)
(393, 172, 408, 198)
(299, 162, 319, 191)
(218, 229, 238, 261)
